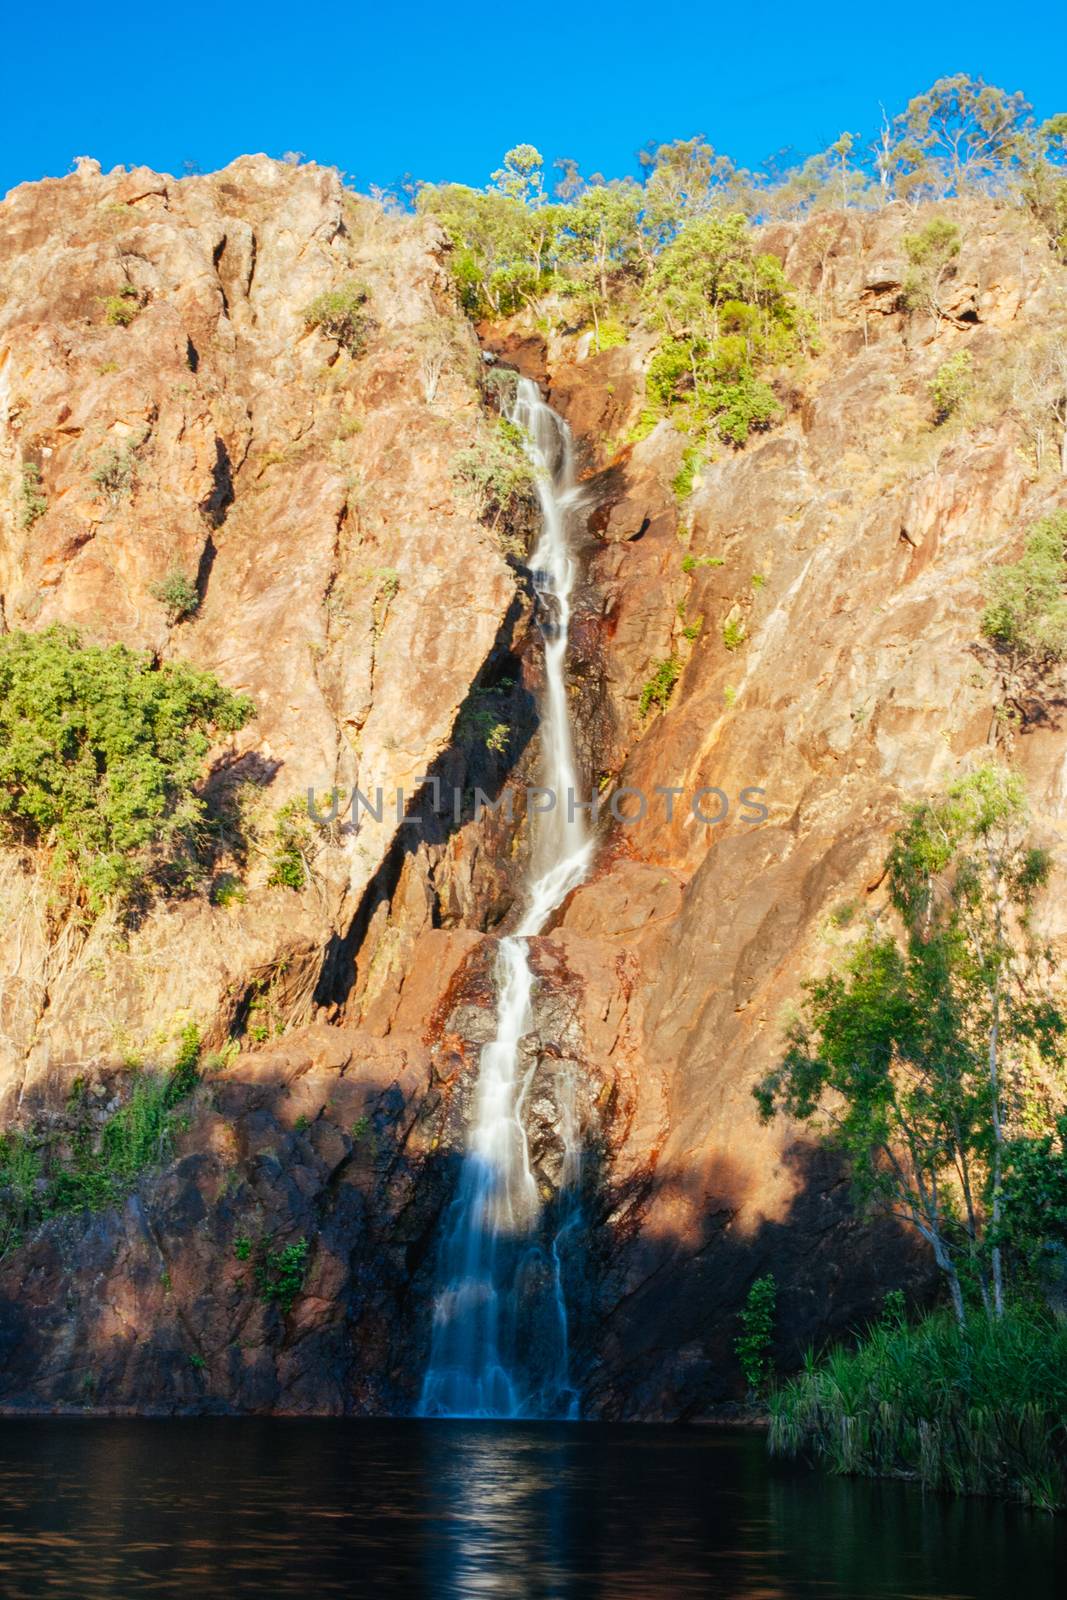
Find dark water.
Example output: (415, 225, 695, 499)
(0, 1418, 1060, 1598)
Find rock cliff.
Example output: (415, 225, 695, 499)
(1, 164, 1065, 1415)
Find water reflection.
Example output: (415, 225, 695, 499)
(0, 1419, 1058, 1598)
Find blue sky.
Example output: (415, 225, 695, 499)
(3, 2, 1065, 199)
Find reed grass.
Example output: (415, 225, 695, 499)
(769, 1307, 1067, 1511)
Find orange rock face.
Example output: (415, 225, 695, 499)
(1, 176, 1065, 1416)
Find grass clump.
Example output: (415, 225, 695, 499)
(0, 1025, 202, 1252)
(589, 316, 627, 352)
(102, 285, 143, 327)
(722, 616, 747, 651)
(770, 1305, 1067, 1510)
(672, 445, 704, 501)
(267, 799, 313, 891)
(638, 654, 681, 718)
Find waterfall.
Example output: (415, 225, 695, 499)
(418, 377, 594, 1419)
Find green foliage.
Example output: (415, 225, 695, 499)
(680, 552, 723, 572)
(722, 617, 747, 651)
(103, 285, 142, 327)
(19, 464, 47, 528)
(351, 1114, 371, 1140)
(90, 437, 142, 502)
(212, 872, 245, 908)
(589, 316, 627, 352)
(672, 446, 703, 500)
(885, 76, 1033, 200)
(1000, 1118, 1067, 1291)
(770, 1306, 1067, 1509)
(490, 144, 546, 206)
(267, 799, 312, 891)
(642, 215, 797, 445)
(1021, 116, 1067, 260)
(233, 1235, 252, 1262)
(756, 765, 1064, 1324)
(0, 1029, 202, 1251)
(170, 1023, 202, 1100)
(929, 349, 973, 423)
(0, 626, 254, 913)
(901, 219, 961, 319)
(150, 569, 200, 625)
(255, 1238, 309, 1314)
(418, 183, 550, 316)
(453, 417, 535, 532)
(638, 655, 681, 717)
(735, 1274, 777, 1396)
(302, 279, 369, 356)
(981, 510, 1067, 672)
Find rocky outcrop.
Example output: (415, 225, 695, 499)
(0, 157, 516, 1111)
(1, 177, 1066, 1416)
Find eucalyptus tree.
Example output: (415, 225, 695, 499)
(757, 767, 1063, 1322)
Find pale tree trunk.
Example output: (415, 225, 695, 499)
(988, 965, 1005, 1319)
(927, 1226, 967, 1327)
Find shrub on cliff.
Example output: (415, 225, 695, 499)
(453, 418, 535, 540)
(302, 279, 370, 356)
(0, 626, 254, 915)
(150, 568, 200, 624)
(928, 349, 973, 423)
(901, 218, 961, 323)
(19, 463, 47, 528)
(981, 510, 1067, 674)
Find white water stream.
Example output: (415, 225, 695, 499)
(418, 378, 594, 1418)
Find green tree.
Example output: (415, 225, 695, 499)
(756, 767, 1063, 1323)
(981, 510, 1067, 696)
(1020, 113, 1067, 261)
(887, 75, 1032, 198)
(638, 136, 741, 249)
(417, 184, 543, 315)
(0, 627, 254, 913)
(642, 215, 800, 445)
(901, 218, 961, 325)
(490, 144, 546, 207)
(558, 180, 643, 338)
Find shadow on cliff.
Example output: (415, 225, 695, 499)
(315, 589, 543, 1009)
(572, 1137, 936, 1420)
(0, 1047, 936, 1420)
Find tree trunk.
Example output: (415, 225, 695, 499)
(988, 908, 1006, 1319)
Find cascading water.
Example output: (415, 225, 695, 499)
(418, 377, 594, 1420)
